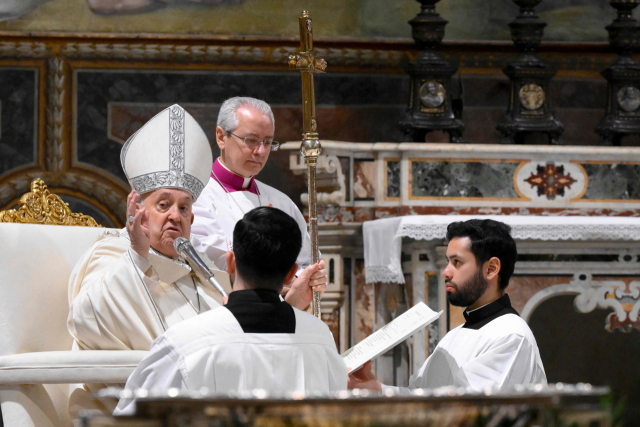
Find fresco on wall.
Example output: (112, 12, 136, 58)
(0, 0, 616, 42)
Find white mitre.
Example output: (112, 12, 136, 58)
(120, 104, 213, 200)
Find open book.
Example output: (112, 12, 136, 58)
(342, 302, 442, 374)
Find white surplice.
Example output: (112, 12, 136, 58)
(191, 177, 312, 273)
(396, 313, 547, 392)
(66, 228, 231, 415)
(114, 306, 348, 415)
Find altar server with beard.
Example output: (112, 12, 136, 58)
(349, 219, 547, 392)
(190, 97, 327, 308)
(115, 207, 347, 415)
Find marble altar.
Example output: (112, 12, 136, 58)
(281, 142, 640, 406)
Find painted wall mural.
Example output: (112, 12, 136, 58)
(0, 0, 616, 42)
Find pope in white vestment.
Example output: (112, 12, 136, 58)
(115, 206, 347, 415)
(67, 104, 225, 415)
(68, 230, 227, 352)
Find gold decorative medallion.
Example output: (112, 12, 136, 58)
(519, 83, 545, 111)
(617, 85, 640, 113)
(0, 179, 101, 227)
(419, 81, 445, 108)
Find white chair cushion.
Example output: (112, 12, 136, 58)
(0, 223, 116, 356)
(0, 223, 136, 427)
(0, 351, 147, 385)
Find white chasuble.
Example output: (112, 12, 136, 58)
(115, 306, 347, 415)
(66, 229, 229, 416)
(191, 177, 312, 273)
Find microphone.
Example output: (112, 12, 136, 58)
(173, 237, 228, 298)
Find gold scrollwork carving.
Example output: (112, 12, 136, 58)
(0, 179, 101, 227)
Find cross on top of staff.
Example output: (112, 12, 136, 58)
(288, 11, 327, 76)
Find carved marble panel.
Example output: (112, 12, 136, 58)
(581, 163, 640, 200)
(374, 280, 410, 386)
(425, 272, 440, 354)
(410, 160, 520, 199)
(354, 259, 374, 344)
(386, 159, 400, 199)
(339, 156, 351, 202)
(353, 159, 375, 200)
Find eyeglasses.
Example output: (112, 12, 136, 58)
(227, 131, 280, 152)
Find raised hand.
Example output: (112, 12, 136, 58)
(126, 190, 150, 259)
(284, 259, 327, 311)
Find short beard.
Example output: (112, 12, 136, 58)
(446, 267, 488, 307)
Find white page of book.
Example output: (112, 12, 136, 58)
(342, 302, 442, 373)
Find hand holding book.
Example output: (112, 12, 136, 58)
(342, 302, 442, 374)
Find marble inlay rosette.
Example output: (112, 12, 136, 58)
(515, 161, 587, 202)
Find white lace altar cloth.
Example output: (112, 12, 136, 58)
(364, 215, 640, 284)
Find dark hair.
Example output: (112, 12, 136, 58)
(445, 219, 517, 290)
(232, 206, 302, 291)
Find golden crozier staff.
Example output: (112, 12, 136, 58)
(288, 10, 327, 318)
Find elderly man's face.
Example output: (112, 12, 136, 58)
(141, 188, 194, 258)
(217, 106, 274, 177)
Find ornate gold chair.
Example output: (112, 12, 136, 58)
(0, 179, 146, 427)
(0, 179, 101, 227)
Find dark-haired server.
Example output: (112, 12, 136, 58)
(115, 207, 347, 415)
(349, 219, 547, 392)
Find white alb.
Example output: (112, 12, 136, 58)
(115, 306, 347, 415)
